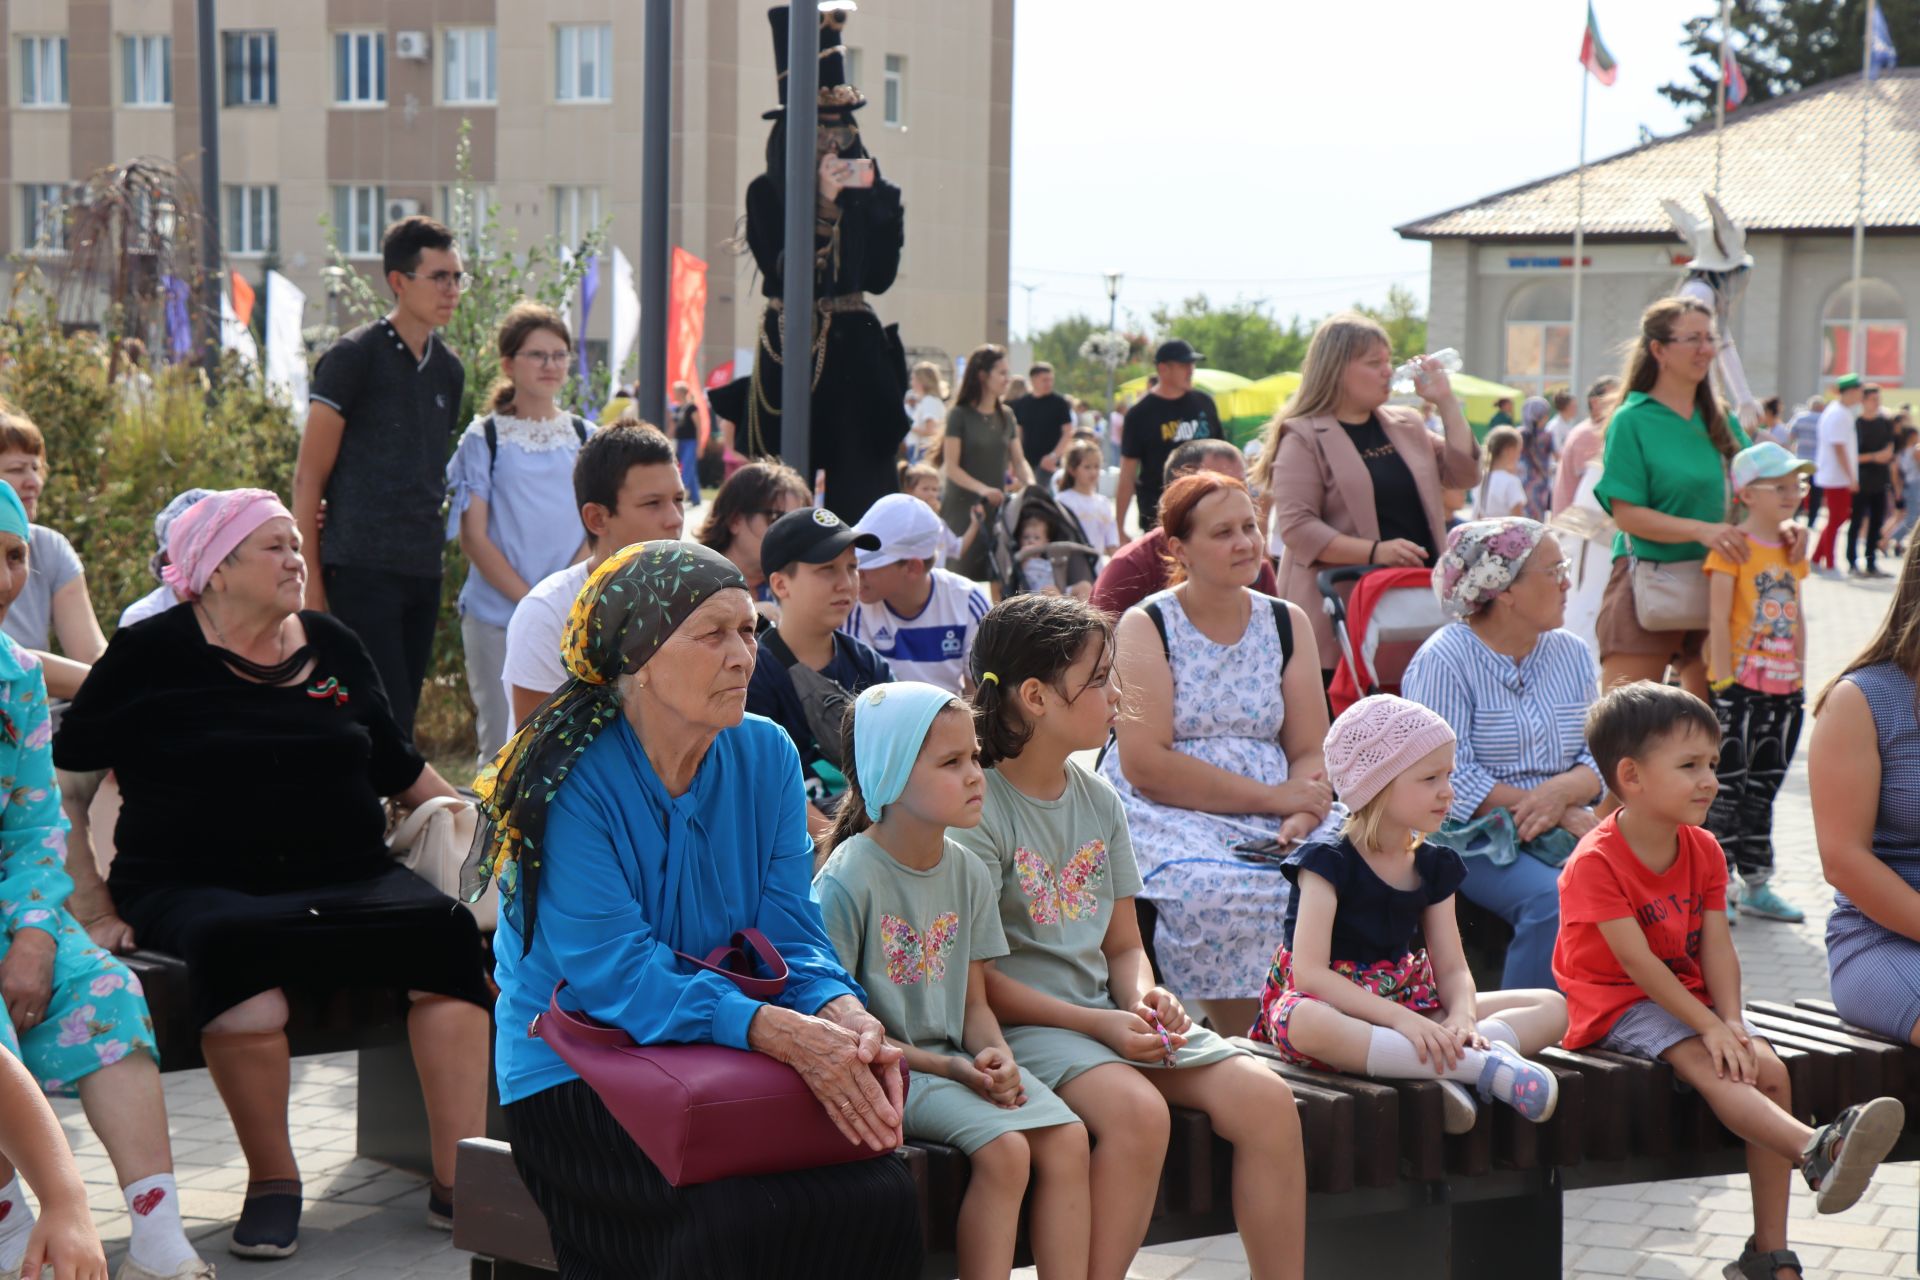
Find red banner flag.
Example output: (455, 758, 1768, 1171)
(230, 271, 256, 328)
(1579, 3, 1618, 86)
(667, 248, 710, 447)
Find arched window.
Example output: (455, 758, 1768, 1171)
(1504, 280, 1572, 399)
(1821, 279, 1905, 383)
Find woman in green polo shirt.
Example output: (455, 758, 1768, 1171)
(1592, 296, 1757, 699)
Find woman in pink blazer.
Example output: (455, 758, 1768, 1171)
(1254, 314, 1481, 679)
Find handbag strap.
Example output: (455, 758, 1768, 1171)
(537, 929, 792, 1042)
(386, 796, 470, 854)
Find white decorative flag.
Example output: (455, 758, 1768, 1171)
(221, 292, 259, 369)
(609, 244, 641, 408)
(264, 270, 309, 419)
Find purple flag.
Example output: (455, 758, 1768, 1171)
(576, 255, 600, 384)
(163, 276, 192, 361)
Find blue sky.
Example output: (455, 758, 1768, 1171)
(1008, 0, 1712, 337)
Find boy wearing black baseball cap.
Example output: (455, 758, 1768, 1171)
(1116, 338, 1225, 530)
(745, 507, 895, 836)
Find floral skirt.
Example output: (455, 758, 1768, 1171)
(1249, 945, 1442, 1069)
(0, 907, 155, 1096)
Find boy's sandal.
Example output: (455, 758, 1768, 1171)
(1722, 1235, 1802, 1280)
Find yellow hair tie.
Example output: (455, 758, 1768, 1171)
(979, 672, 999, 686)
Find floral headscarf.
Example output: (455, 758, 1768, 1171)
(1432, 517, 1552, 620)
(461, 540, 749, 949)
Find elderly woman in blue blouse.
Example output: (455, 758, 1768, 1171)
(1400, 518, 1605, 992)
(0, 480, 211, 1280)
(467, 540, 920, 1280)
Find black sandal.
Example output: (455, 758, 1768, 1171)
(1722, 1235, 1802, 1280)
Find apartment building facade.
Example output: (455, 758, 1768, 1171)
(3, 0, 1012, 381)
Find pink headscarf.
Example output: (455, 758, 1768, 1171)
(161, 489, 293, 601)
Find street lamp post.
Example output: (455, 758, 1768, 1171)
(1102, 269, 1123, 412)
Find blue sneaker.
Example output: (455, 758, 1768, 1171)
(1738, 883, 1805, 924)
(1476, 1042, 1558, 1123)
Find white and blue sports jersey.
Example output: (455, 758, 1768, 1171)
(842, 568, 991, 696)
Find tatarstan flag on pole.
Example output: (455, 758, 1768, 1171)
(1580, 2, 1619, 86)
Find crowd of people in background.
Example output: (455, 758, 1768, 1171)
(0, 210, 1917, 1280)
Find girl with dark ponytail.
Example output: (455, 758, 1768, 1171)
(952, 593, 1309, 1280)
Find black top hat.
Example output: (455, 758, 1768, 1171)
(764, 3, 867, 121)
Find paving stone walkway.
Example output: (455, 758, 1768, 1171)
(51, 564, 1910, 1279)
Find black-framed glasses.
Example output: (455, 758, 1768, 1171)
(515, 350, 572, 368)
(403, 269, 474, 293)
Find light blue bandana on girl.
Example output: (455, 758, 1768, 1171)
(852, 681, 965, 821)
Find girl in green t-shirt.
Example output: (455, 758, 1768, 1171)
(957, 595, 1308, 1280)
(814, 681, 1090, 1280)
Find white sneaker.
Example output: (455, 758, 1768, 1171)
(114, 1257, 216, 1280)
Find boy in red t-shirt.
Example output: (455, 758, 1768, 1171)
(1555, 684, 1903, 1274)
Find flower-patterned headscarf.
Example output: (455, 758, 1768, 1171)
(1432, 517, 1552, 620)
(461, 540, 749, 949)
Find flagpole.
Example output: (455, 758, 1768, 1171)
(1716, 0, 1730, 196)
(1571, 64, 1588, 401)
(1849, 0, 1873, 376)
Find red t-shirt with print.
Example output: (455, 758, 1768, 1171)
(1553, 813, 1730, 1049)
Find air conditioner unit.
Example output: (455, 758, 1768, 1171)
(395, 31, 429, 61)
(386, 197, 422, 223)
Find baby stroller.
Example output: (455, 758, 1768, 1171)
(985, 486, 1101, 600)
(1319, 565, 1448, 715)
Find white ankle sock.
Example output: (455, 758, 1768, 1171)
(1478, 1018, 1520, 1048)
(123, 1173, 198, 1274)
(0, 1176, 34, 1270)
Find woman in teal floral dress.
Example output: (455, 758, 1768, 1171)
(0, 478, 211, 1280)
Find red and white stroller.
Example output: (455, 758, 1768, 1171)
(1319, 566, 1448, 715)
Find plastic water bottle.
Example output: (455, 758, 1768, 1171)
(1391, 348, 1463, 395)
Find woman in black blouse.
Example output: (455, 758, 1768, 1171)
(53, 491, 488, 1260)
(1253, 313, 1480, 680)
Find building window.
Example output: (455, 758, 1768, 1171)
(883, 54, 905, 127)
(845, 48, 863, 92)
(555, 25, 612, 103)
(442, 27, 496, 105)
(332, 185, 386, 257)
(334, 30, 386, 106)
(1822, 278, 1907, 384)
(225, 186, 278, 256)
(223, 31, 277, 106)
(122, 35, 173, 106)
(20, 184, 70, 252)
(19, 37, 68, 107)
(552, 187, 602, 247)
(1503, 280, 1573, 400)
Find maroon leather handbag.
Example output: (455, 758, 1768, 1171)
(532, 927, 908, 1187)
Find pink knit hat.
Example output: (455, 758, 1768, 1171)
(1323, 694, 1457, 811)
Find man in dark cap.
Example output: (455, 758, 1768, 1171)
(1115, 338, 1225, 531)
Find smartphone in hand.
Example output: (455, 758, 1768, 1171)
(841, 158, 875, 188)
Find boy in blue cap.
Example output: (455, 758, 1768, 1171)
(1705, 441, 1815, 924)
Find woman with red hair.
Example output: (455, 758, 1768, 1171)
(1101, 472, 1340, 1033)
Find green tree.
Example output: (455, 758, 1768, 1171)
(1661, 0, 1918, 121)
(1354, 284, 1428, 363)
(1148, 295, 1313, 380)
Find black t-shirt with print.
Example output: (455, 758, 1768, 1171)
(308, 317, 466, 578)
(1342, 415, 1436, 561)
(1121, 390, 1223, 528)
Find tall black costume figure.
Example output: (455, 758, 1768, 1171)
(707, 3, 912, 525)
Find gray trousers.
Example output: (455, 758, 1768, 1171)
(461, 615, 511, 767)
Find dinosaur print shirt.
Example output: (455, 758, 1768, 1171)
(951, 763, 1145, 1011)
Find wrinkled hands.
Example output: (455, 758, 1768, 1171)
(754, 999, 903, 1151)
(0, 929, 56, 1033)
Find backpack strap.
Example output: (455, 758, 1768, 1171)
(1142, 599, 1172, 662)
(483, 415, 498, 479)
(571, 415, 590, 445)
(758, 625, 799, 671)
(1269, 596, 1294, 672)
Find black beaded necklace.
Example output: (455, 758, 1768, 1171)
(197, 604, 313, 685)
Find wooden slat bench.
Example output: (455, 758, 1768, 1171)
(453, 999, 1920, 1279)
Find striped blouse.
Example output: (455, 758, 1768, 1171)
(1400, 622, 1602, 825)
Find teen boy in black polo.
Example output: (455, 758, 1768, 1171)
(294, 216, 467, 738)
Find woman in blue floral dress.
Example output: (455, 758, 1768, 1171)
(1102, 473, 1342, 1032)
(0, 479, 211, 1280)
